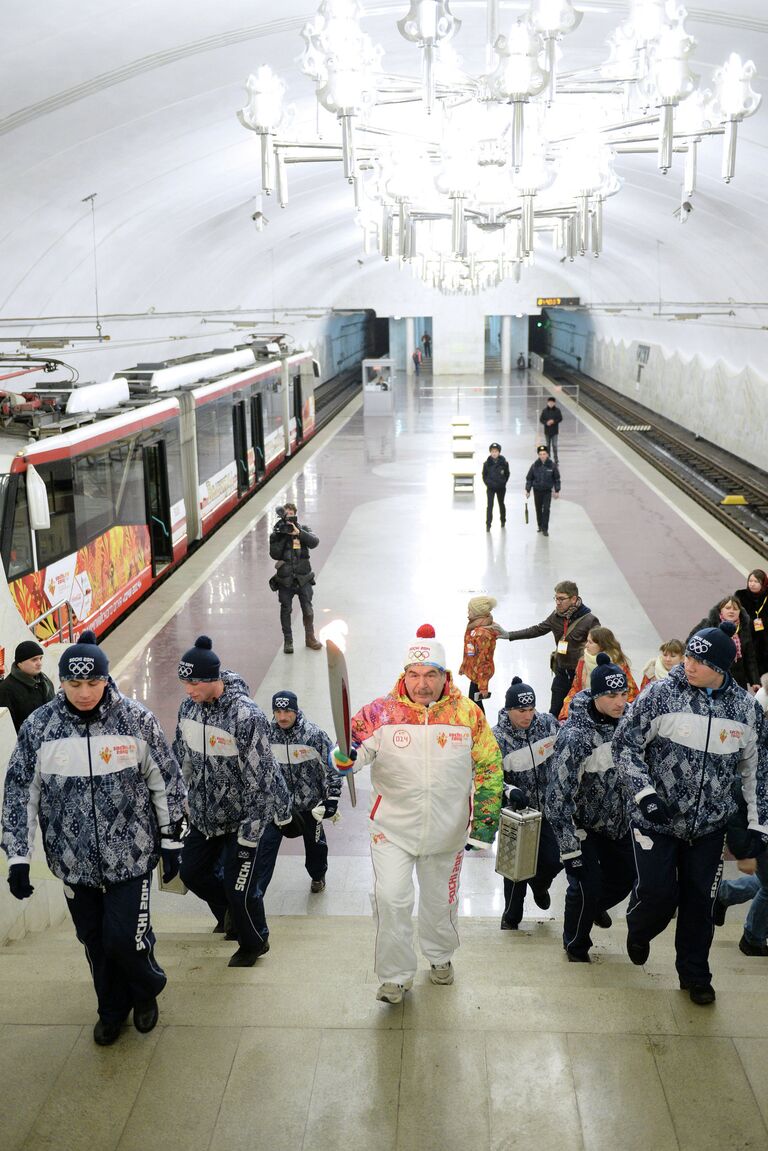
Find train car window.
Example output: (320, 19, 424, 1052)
(0, 473, 33, 580)
(36, 461, 76, 567)
(196, 395, 230, 483)
(112, 441, 146, 526)
(74, 452, 115, 545)
(163, 420, 184, 505)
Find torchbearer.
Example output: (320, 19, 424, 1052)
(332, 624, 503, 1005)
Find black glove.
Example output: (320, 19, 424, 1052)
(8, 863, 34, 900)
(732, 830, 768, 860)
(563, 854, 584, 878)
(160, 848, 182, 883)
(323, 797, 339, 819)
(504, 786, 527, 811)
(637, 791, 672, 824)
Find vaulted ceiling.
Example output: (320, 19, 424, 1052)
(2, 1, 767, 370)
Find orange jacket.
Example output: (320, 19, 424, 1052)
(459, 622, 497, 692)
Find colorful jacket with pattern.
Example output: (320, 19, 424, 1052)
(612, 663, 768, 841)
(350, 672, 503, 854)
(459, 621, 497, 693)
(174, 670, 291, 843)
(269, 710, 339, 812)
(2, 679, 186, 887)
(493, 708, 559, 811)
(545, 690, 629, 858)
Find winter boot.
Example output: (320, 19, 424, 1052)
(283, 637, 294, 654)
(304, 620, 322, 650)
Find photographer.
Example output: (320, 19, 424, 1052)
(269, 502, 322, 654)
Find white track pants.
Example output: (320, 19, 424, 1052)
(370, 836, 464, 983)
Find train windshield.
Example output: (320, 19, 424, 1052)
(0, 472, 33, 579)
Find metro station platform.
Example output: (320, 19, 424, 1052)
(3, 370, 768, 1151)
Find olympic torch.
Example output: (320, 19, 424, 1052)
(319, 620, 357, 807)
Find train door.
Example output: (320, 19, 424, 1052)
(250, 393, 266, 480)
(233, 399, 249, 495)
(142, 441, 173, 575)
(293, 373, 304, 445)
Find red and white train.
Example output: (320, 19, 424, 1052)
(0, 344, 319, 649)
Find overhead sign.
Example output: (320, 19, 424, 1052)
(536, 297, 581, 307)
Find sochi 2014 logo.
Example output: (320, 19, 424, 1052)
(517, 691, 535, 706)
(407, 646, 431, 663)
(178, 660, 194, 678)
(604, 673, 625, 689)
(67, 656, 95, 677)
(688, 636, 712, 655)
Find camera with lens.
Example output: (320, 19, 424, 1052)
(275, 505, 298, 533)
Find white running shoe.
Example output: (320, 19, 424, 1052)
(429, 962, 454, 985)
(376, 980, 412, 1004)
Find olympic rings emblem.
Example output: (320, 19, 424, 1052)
(178, 661, 194, 678)
(604, 673, 626, 689)
(67, 657, 95, 677)
(688, 637, 711, 655)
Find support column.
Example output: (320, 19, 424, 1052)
(405, 317, 415, 375)
(500, 315, 512, 375)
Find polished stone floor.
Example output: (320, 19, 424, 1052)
(3, 370, 768, 1150)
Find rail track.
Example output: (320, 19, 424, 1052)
(544, 361, 768, 560)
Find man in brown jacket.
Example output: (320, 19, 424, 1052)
(497, 581, 600, 717)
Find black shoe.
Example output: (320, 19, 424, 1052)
(713, 899, 727, 927)
(228, 941, 270, 967)
(500, 521, 506, 528)
(680, 979, 716, 1006)
(133, 998, 159, 1034)
(627, 936, 650, 965)
(739, 934, 768, 957)
(594, 910, 612, 929)
(93, 1018, 123, 1046)
(542, 530, 549, 537)
(536, 527, 542, 533)
(283, 639, 294, 654)
(567, 951, 591, 963)
(486, 524, 491, 532)
(500, 919, 518, 931)
(310, 878, 326, 893)
(530, 886, 551, 911)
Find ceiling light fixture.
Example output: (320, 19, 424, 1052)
(238, 0, 761, 295)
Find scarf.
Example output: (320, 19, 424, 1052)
(720, 613, 742, 661)
(582, 649, 599, 678)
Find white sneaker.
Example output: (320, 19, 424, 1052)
(429, 962, 454, 985)
(376, 980, 412, 1004)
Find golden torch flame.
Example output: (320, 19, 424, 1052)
(319, 619, 348, 653)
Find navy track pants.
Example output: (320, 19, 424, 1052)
(563, 830, 634, 960)
(626, 824, 724, 984)
(180, 826, 268, 948)
(64, 872, 167, 1024)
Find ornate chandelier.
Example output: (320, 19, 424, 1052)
(238, 1, 761, 296)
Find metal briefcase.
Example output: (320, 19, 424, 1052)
(495, 807, 543, 882)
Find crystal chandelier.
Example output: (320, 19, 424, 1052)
(238, 0, 761, 296)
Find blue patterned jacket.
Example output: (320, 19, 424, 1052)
(612, 663, 768, 841)
(492, 709, 558, 811)
(175, 670, 291, 842)
(1, 679, 186, 887)
(545, 691, 628, 857)
(269, 711, 339, 811)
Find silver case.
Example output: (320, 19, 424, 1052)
(494, 807, 543, 882)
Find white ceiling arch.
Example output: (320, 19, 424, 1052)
(1, 1, 767, 377)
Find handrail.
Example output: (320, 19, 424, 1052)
(26, 600, 75, 644)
